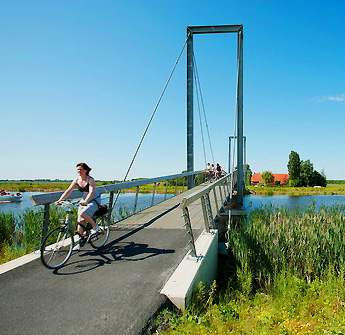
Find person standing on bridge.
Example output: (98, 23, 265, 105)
(205, 163, 214, 183)
(56, 162, 100, 248)
(216, 163, 222, 179)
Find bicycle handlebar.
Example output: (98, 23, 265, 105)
(57, 200, 80, 206)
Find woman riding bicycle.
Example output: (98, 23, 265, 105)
(56, 162, 100, 239)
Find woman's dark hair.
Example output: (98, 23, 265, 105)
(76, 162, 91, 175)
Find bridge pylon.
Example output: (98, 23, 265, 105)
(186, 24, 244, 206)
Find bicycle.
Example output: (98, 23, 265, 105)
(40, 200, 110, 269)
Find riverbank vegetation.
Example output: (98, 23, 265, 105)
(0, 206, 66, 264)
(151, 204, 345, 334)
(248, 182, 345, 196)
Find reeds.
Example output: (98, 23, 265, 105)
(228, 203, 345, 286)
(0, 206, 66, 263)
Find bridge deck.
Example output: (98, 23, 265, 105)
(0, 183, 224, 335)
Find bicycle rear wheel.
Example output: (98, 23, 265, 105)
(41, 227, 74, 269)
(89, 216, 110, 248)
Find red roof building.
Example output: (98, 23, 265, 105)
(251, 173, 289, 185)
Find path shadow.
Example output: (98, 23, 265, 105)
(97, 241, 175, 262)
(53, 242, 175, 275)
(53, 258, 106, 275)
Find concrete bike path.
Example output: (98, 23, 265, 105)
(0, 184, 223, 335)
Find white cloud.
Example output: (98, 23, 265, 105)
(315, 94, 345, 102)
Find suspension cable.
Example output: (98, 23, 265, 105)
(111, 36, 190, 212)
(193, 52, 215, 164)
(193, 57, 207, 168)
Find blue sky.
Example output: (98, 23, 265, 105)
(1, 0, 344, 180)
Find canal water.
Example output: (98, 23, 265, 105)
(0, 192, 174, 217)
(243, 194, 345, 211)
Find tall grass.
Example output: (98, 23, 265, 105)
(0, 206, 66, 264)
(229, 204, 345, 286)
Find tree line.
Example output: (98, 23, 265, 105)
(245, 150, 327, 187)
(287, 151, 326, 187)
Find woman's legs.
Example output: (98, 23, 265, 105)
(78, 204, 99, 234)
(81, 212, 99, 231)
(77, 222, 85, 235)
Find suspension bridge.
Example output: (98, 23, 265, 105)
(0, 25, 246, 335)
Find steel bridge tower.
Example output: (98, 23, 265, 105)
(186, 24, 244, 207)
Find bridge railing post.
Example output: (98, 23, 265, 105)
(222, 180, 227, 200)
(205, 192, 215, 229)
(108, 191, 114, 224)
(219, 183, 224, 205)
(133, 186, 140, 213)
(41, 204, 50, 246)
(200, 196, 210, 233)
(182, 206, 197, 257)
(151, 182, 156, 207)
(200, 191, 215, 231)
(226, 176, 231, 197)
(212, 187, 219, 218)
(164, 182, 168, 200)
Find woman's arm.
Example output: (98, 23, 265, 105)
(56, 179, 77, 203)
(80, 177, 96, 205)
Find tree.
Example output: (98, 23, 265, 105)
(310, 170, 327, 187)
(245, 164, 252, 186)
(261, 171, 275, 185)
(300, 159, 314, 187)
(287, 151, 301, 187)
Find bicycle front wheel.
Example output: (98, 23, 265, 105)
(89, 216, 110, 248)
(41, 227, 74, 269)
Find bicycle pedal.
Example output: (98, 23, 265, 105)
(79, 238, 87, 247)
